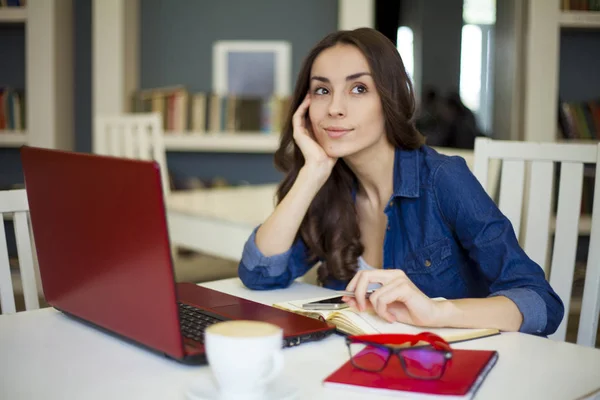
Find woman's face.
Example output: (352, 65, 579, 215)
(308, 44, 387, 159)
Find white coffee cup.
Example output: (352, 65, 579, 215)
(205, 320, 284, 400)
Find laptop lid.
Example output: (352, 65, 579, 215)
(21, 146, 186, 359)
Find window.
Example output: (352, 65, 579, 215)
(460, 24, 483, 113)
(396, 26, 414, 82)
(460, 0, 495, 134)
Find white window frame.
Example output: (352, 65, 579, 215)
(212, 41, 292, 97)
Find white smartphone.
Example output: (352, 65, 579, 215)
(302, 296, 349, 310)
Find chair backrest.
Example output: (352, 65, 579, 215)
(473, 137, 600, 347)
(94, 113, 170, 195)
(0, 189, 40, 314)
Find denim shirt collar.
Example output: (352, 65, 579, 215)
(392, 146, 420, 199)
(350, 146, 421, 201)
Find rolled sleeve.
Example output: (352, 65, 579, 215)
(489, 288, 547, 334)
(241, 228, 293, 277)
(238, 226, 314, 290)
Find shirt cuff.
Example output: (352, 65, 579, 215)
(489, 288, 547, 334)
(241, 228, 293, 277)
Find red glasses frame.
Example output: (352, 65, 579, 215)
(346, 332, 453, 379)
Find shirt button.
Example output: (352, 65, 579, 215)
(424, 260, 432, 267)
(387, 225, 390, 231)
(389, 201, 394, 207)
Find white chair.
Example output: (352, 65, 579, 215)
(94, 113, 170, 195)
(0, 189, 40, 314)
(473, 137, 600, 347)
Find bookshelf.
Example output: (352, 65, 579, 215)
(0, 0, 74, 152)
(560, 10, 600, 28)
(523, 1, 600, 143)
(0, 131, 28, 147)
(557, 8, 600, 142)
(0, 6, 26, 22)
(163, 132, 280, 153)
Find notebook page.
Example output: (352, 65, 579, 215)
(355, 311, 498, 342)
(275, 297, 375, 334)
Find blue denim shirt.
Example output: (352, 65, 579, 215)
(238, 145, 564, 336)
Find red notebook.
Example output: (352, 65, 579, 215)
(323, 348, 498, 399)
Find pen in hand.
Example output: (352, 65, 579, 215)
(337, 290, 375, 299)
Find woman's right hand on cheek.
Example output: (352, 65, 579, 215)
(292, 95, 337, 180)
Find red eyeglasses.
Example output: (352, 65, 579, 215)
(346, 332, 453, 380)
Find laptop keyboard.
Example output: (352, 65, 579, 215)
(178, 302, 225, 343)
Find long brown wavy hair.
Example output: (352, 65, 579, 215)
(274, 28, 424, 285)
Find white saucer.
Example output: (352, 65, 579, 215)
(185, 377, 300, 400)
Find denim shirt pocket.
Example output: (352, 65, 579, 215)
(402, 237, 453, 275)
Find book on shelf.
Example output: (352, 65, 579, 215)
(130, 85, 291, 135)
(273, 296, 499, 343)
(323, 346, 498, 399)
(0, 87, 25, 131)
(558, 97, 600, 140)
(130, 85, 189, 132)
(561, 0, 600, 11)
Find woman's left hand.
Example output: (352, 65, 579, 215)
(343, 269, 445, 327)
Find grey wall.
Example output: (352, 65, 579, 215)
(0, 25, 25, 89)
(140, 0, 338, 185)
(0, 149, 22, 188)
(74, 0, 92, 154)
(140, 0, 338, 94)
(559, 31, 600, 103)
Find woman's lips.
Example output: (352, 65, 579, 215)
(324, 127, 353, 139)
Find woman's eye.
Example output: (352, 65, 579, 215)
(351, 85, 367, 94)
(314, 87, 329, 95)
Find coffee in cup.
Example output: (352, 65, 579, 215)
(205, 320, 284, 400)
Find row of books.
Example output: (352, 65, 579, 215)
(562, 0, 600, 10)
(0, 87, 25, 131)
(558, 98, 600, 140)
(130, 86, 291, 134)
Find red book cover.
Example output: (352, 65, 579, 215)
(323, 348, 498, 399)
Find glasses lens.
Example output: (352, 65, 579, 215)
(349, 343, 390, 371)
(400, 349, 446, 379)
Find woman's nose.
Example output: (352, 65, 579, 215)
(327, 94, 347, 117)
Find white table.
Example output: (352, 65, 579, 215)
(1, 278, 600, 400)
(167, 184, 276, 261)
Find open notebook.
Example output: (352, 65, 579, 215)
(273, 296, 499, 343)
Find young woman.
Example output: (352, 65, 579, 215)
(237, 28, 563, 336)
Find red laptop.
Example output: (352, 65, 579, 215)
(20, 146, 335, 364)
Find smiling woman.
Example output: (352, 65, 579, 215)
(271, 28, 423, 284)
(237, 27, 564, 338)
